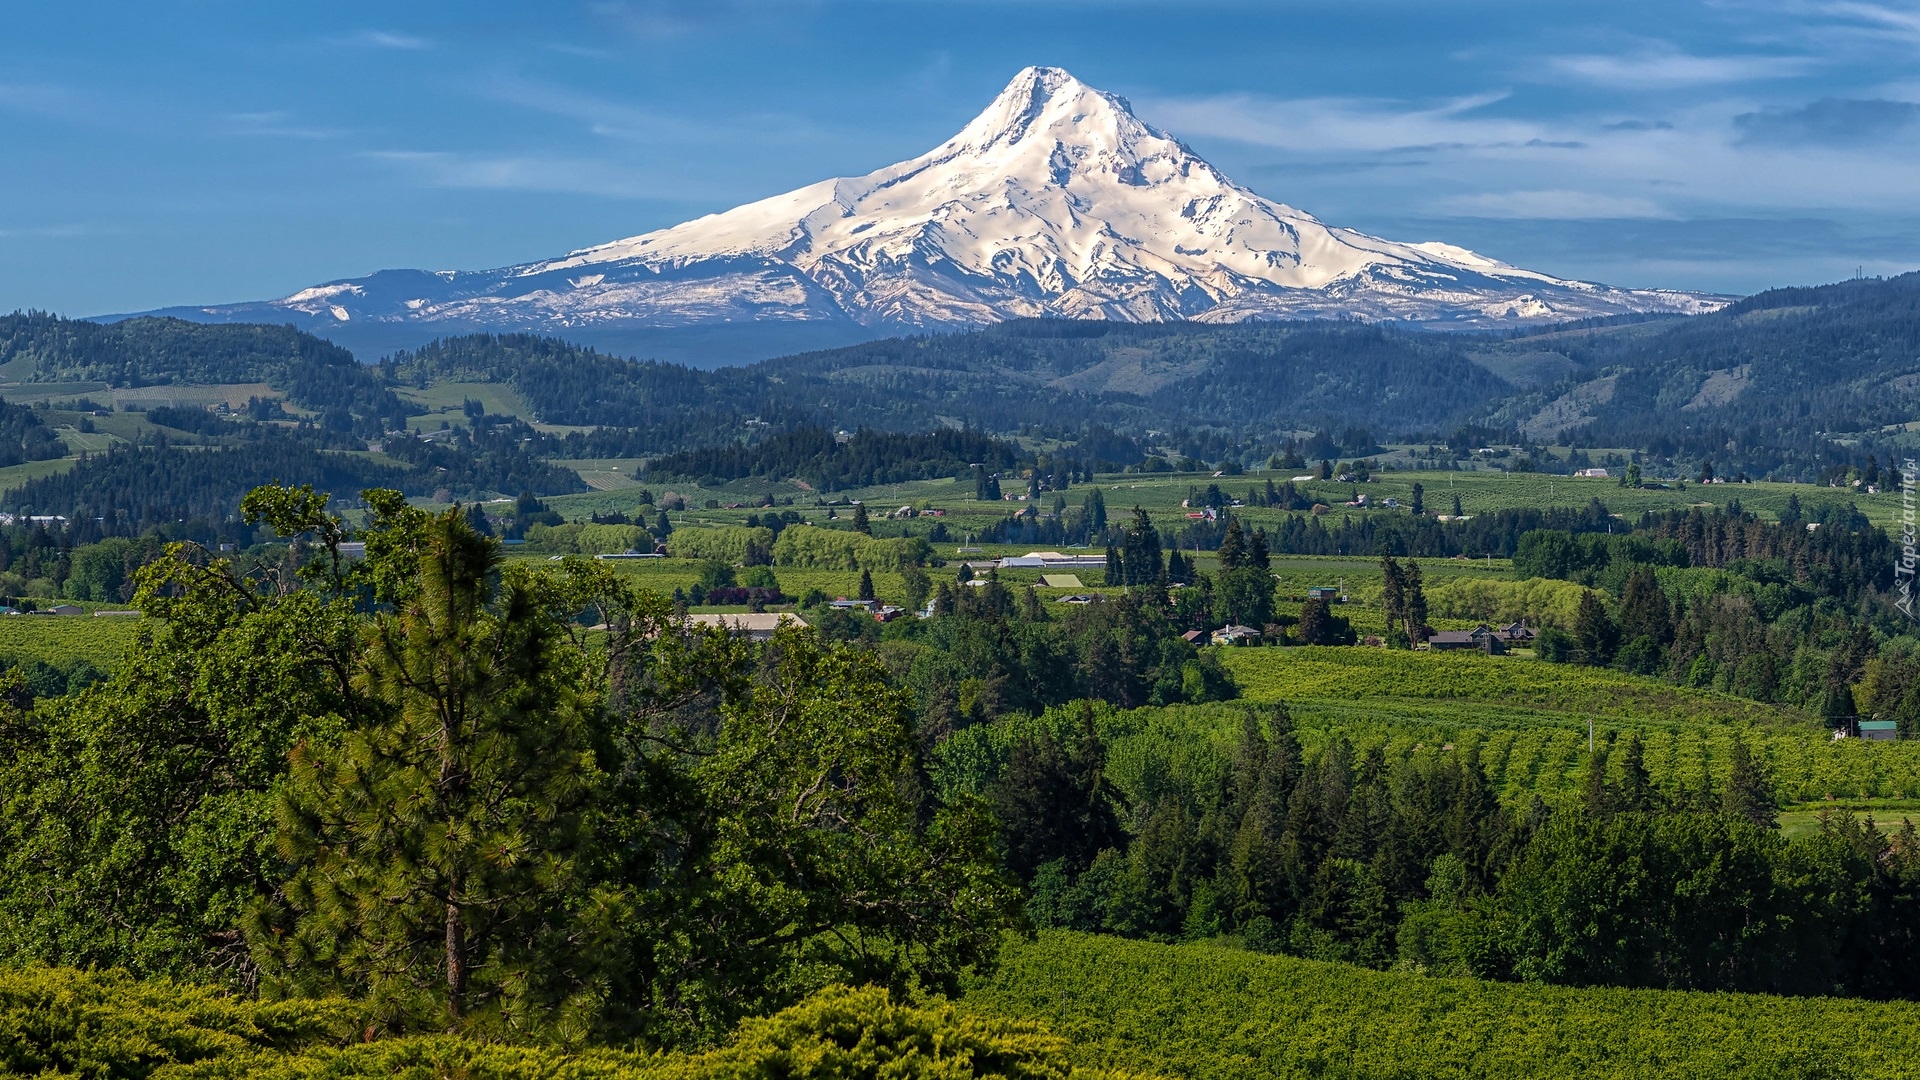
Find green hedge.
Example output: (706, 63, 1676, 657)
(771, 527, 930, 571)
(965, 931, 1920, 1080)
(665, 526, 775, 564)
(0, 970, 1149, 1080)
(0, 966, 359, 1079)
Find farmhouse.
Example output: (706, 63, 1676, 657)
(1212, 624, 1262, 646)
(684, 613, 807, 641)
(1427, 624, 1507, 655)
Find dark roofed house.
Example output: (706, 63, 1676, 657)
(1500, 621, 1536, 642)
(1427, 624, 1506, 655)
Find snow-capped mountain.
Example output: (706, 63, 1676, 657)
(128, 67, 1723, 364)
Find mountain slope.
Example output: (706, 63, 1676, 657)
(120, 68, 1721, 365)
(1473, 271, 1920, 476)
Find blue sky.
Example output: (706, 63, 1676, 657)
(5, 0, 1920, 316)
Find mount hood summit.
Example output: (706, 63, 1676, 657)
(131, 67, 1724, 364)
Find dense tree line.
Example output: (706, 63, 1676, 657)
(0, 397, 66, 466)
(0, 313, 415, 433)
(1504, 504, 1898, 717)
(646, 426, 1025, 490)
(982, 706, 1920, 999)
(0, 487, 1021, 1044)
(1, 424, 584, 536)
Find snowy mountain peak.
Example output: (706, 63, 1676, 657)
(943, 66, 1143, 155)
(139, 67, 1726, 364)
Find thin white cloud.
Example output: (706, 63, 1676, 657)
(337, 30, 432, 50)
(224, 110, 345, 140)
(1819, 0, 1920, 43)
(361, 150, 670, 199)
(0, 224, 95, 239)
(1144, 91, 1544, 153)
(1546, 45, 1814, 88)
(0, 82, 88, 122)
(1431, 190, 1675, 220)
(474, 73, 820, 145)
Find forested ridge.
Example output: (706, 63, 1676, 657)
(0, 313, 414, 432)
(1482, 271, 1920, 476)
(0, 422, 584, 533)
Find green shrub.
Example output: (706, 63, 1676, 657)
(577, 523, 648, 555)
(0, 972, 1152, 1080)
(0, 966, 359, 1079)
(773, 526, 866, 570)
(967, 931, 1920, 1080)
(666, 526, 774, 564)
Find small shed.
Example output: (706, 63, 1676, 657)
(1039, 574, 1085, 589)
(1307, 587, 1340, 602)
(1860, 720, 1901, 741)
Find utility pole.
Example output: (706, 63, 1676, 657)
(1589, 717, 1595, 754)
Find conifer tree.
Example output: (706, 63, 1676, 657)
(269, 508, 604, 1030)
(1722, 737, 1777, 828)
(1083, 487, 1107, 534)
(851, 501, 871, 535)
(1122, 508, 1162, 587)
(858, 568, 876, 601)
(1582, 747, 1612, 817)
(1218, 519, 1246, 571)
(1379, 553, 1408, 648)
(1616, 732, 1659, 812)
(1404, 560, 1428, 644)
(1573, 591, 1620, 666)
(1166, 547, 1189, 585)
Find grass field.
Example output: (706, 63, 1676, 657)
(396, 381, 538, 432)
(964, 931, 1920, 1080)
(0, 615, 143, 671)
(1220, 647, 1805, 728)
(0, 456, 80, 493)
(531, 467, 1900, 559)
(1188, 648, 1920, 804)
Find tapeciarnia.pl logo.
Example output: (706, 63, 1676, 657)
(1898, 458, 1918, 620)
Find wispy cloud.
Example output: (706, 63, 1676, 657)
(336, 30, 432, 50)
(1430, 190, 1675, 220)
(588, 0, 818, 42)
(224, 110, 346, 140)
(1546, 44, 1814, 88)
(361, 149, 670, 199)
(474, 73, 818, 144)
(0, 223, 95, 239)
(1144, 91, 1546, 154)
(0, 82, 89, 122)
(1818, 1, 1920, 44)
(1734, 96, 1920, 144)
